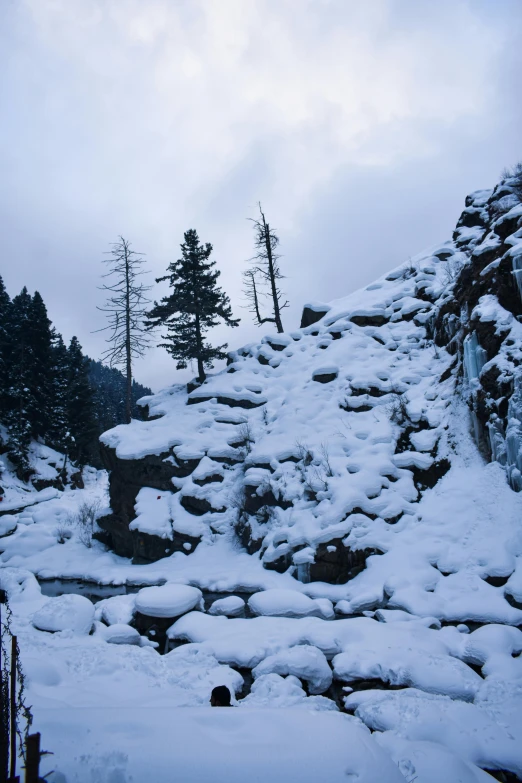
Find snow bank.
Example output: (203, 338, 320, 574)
(36, 707, 405, 783)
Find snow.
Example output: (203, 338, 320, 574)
(208, 595, 245, 616)
(98, 622, 141, 645)
(252, 645, 333, 694)
(135, 583, 203, 617)
(35, 708, 405, 783)
(345, 688, 522, 777)
(2, 178, 522, 780)
(248, 589, 333, 619)
(32, 594, 95, 635)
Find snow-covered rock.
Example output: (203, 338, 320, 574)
(135, 583, 203, 618)
(208, 595, 245, 617)
(101, 623, 141, 645)
(248, 589, 332, 619)
(252, 645, 332, 694)
(32, 594, 95, 635)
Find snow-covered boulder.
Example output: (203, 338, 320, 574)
(94, 593, 136, 626)
(101, 623, 141, 646)
(248, 589, 331, 619)
(135, 584, 203, 618)
(208, 596, 245, 617)
(32, 594, 95, 635)
(241, 673, 337, 711)
(253, 645, 333, 694)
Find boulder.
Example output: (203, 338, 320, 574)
(32, 594, 95, 635)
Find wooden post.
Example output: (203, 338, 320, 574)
(24, 733, 41, 783)
(9, 635, 17, 781)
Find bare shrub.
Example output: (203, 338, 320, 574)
(502, 161, 522, 201)
(386, 391, 409, 425)
(73, 499, 101, 548)
(54, 524, 72, 544)
(238, 422, 255, 455)
(295, 440, 314, 466)
(441, 259, 462, 288)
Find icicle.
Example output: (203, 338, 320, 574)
(296, 563, 310, 583)
(512, 254, 522, 301)
(463, 331, 487, 383)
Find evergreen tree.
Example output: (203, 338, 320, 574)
(27, 291, 53, 438)
(66, 336, 97, 467)
(146, 229, 239, 383)
(47, 333, 71, 454)
(5, 288, 35, 476)
(88, 359, 151, 434)
(0, 276, 12, 422)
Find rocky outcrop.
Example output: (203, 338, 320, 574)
(431, 174, 522, 490)
(99, 443, 202, 561)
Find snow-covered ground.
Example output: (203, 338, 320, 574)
(2, 182, 522, 781)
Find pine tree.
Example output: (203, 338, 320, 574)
(66, 337, 97, 467)
(97, 237, 150, 424)
(146, 229, 239, 383)
(27, 291, 53, 439)
(0, 276, 12, 423)
(244, 204, 288, 333)
(47, 333, 71, 454)
(5, 288, 35, 476)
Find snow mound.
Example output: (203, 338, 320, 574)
(208, 595, 245, 617)
(248, 589, 331, 619)
(252, 645, 332, 694)
(135, 583, 203, 618)
(32, 594, 95, 635)
(101, 623, 141, 646)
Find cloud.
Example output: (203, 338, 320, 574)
(0, 0, 521, 390)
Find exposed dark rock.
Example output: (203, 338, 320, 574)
(99, 443, 201, 560)
(484, 574, 510, 588)
(193, 474, 224, 486)
(132, 529, 201, 565)
(266, 340, 286, 352)
(243, 486, 291, 515)
(300, 305, 330, 328)
(32, 477, 64, 492)
(309, 540, 382, 584)
(350, 314, 389, 327)
(484, 770, 522, 783)
(411, 458, 451, 491)
(312, 371, 338, 384)
(180, 494, 224, 516)
(69, 471, 85, 490)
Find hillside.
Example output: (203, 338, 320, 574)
(1, 171, 522, 781)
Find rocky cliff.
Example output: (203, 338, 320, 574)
(99, 172, 522, 617)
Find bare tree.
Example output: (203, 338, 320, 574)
(244, 204, 288, 333)
(97, 237, 150, 423)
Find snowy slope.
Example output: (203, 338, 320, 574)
(2, 173, 522, 782)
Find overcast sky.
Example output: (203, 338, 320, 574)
(1, 0, 521, 392)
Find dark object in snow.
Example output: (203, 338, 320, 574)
(210, 685, 232, 707)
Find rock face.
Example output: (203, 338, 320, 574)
(99, 171, 522, 594)
(430, 177, 522, 490)
(99, 443, 202, 561)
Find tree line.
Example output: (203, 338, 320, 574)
(0, 278, 150, 479)
(0, 202, 285, 479)
(100, 204, 287, 415)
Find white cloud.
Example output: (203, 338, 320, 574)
(1, 0, 520, 389)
